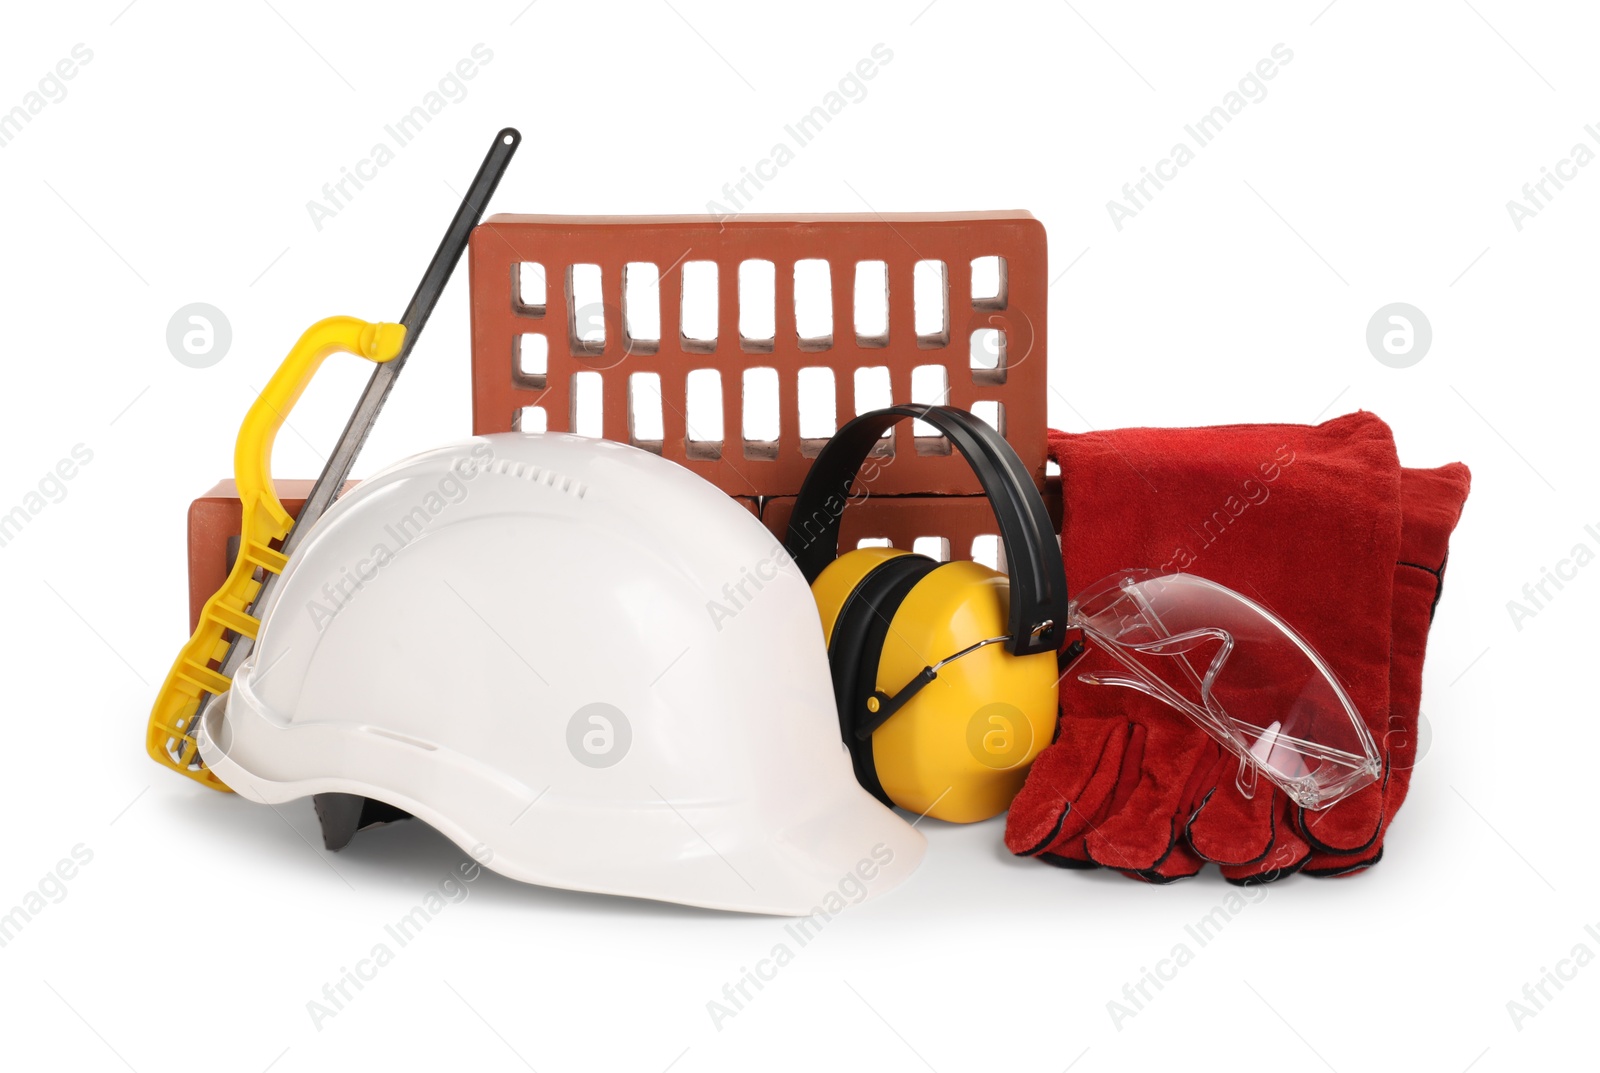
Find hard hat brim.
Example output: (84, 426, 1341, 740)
(200, 674, 926, 916)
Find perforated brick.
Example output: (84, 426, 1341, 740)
(468, 212, 1048, 499)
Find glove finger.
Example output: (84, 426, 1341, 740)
(1220, 794, 1311, 884)
(1296, 780, 1385, 855)
(1005, 716, 1131, 858)
(1122, 833, 1206, 884)
(1303, 845, 1384, 879)
(1185, 757, 1278, 866)
(1082, 715, 1214, 872)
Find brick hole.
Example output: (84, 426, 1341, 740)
(516, 332, 548, 387)
(628, 372, 663, 453)
(624, 262, 661, 355)
(566, 264, 605, 355)
(913, 260, 949, 348)
(971, 255, 1008, 311)
(742, 367, 780, 461)
(739, 259, 776, 353)
(854, 260, 889, 348)
(853, 366, 893, 458)
(515, 262, 546, 316)
(910, 365, 951, 456)
(685, 368, 723, 459)
(972, 400, 1005, 437)
(681, 261, 719, 353)
(517, 405, 548, 433)
(794, 259, 833, 351)
(971, 327, 1007, 385)
(797, 366, 836, 457)
(971, 534, 1003, 571)
(571, 371, 603, 437)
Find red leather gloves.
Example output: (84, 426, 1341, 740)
(1299, 462, 1471, 877)
(1004, 414, 1470, 884)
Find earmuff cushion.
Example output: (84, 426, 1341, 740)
(827, 554, 942, 808)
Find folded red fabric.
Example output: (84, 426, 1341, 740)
(1298, 461, 1471, 877)
(1005, 413, 1466, 882)
(1202, 462, 1472, 882)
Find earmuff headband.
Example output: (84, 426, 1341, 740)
(785, 404, 1069, 656)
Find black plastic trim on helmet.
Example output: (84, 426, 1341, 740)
(784, 405, 1069, 657)
(314, 792, 413, 851)
(827, 554, 942, 808)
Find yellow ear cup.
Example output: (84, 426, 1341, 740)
(869, 561, 1059, 823)
(811, 546, 909, 645)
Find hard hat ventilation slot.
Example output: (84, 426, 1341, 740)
(484, 458, 587, 499)
(362, 725, 439, 751)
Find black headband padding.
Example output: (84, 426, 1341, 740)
(785, 405, 1069, 656)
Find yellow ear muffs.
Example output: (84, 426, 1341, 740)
(785, 405, 1072, 825)
(814, 550, 1059, 823)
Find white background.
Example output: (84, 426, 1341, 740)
(0, 1, 1593, 1070)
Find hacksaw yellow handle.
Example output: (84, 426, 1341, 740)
(147, 316, 406, 790)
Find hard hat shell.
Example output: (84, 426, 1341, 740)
(199, 433, 925, 915)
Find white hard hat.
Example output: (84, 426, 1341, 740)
(199, 432, 926, 915)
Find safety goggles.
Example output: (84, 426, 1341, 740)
(1069, 570, 1381, 810)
